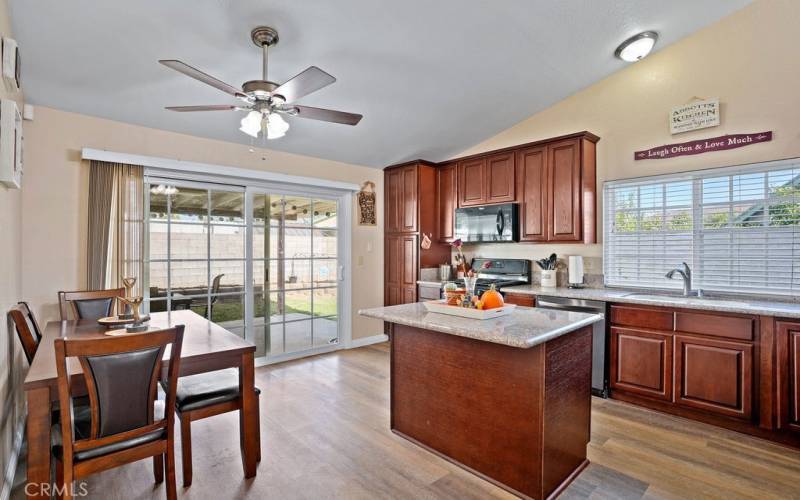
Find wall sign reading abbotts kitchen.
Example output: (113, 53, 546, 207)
(670, 98, 720, 134)
(634, 131, 772, 161)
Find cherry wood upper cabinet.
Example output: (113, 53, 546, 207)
(547, 139, 582, 241)
(385, 164, 418, 233)
(436, 163, 458, 243)
(485, 152, 516, 204)
(517, 146, 547, 241)
(458, 157, 486, 207)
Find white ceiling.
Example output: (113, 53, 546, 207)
(10, 0, 750, 167)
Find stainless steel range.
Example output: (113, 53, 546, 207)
(470, 258, 531, 295)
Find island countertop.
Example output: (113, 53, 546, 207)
(358, 302, 602, 348)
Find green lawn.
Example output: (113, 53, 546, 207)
(209, 294, 337, 323)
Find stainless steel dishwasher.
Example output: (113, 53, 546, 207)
(535, 295, 608, 398)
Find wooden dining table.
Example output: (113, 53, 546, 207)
(22, 310, 259, 499)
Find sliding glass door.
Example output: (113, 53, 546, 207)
(145, 177, 345, 361)
(251, 192, 339, 358)
(146, 182, 246, 338)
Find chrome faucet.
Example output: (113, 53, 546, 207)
(665, 262, 696, 296)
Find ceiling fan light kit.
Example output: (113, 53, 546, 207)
(160, 25, 362, 141)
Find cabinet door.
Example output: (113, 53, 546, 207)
(385, 168, 402, 233)
(547, 139, 582, 241)
(399, 165, 418, 232)
(675, 335, 753, 420)
(437, 163, 458, 242)
(485, 152, 515, 204)
(458, 157, 487, 207)
(385, 234, 418, 305)
(610, 327, 673, 401)
(777, 321, 800, 431)
(517, 146, 547, 241)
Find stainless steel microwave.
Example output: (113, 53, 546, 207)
(454, 203, 519, 243)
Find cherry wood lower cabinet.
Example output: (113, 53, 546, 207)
(777, 321, 800, 433)
(674, 335, 753, 420)
(610, 327, 673, 402)
(609, 303, 800, 449)
(502, 292, 535, 307)
(390, 322, 593, 499)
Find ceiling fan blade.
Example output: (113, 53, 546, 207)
(291, 105, 363, 126)
(273, 66, 336, 103)
(165, 105, 239, 112)
(159, 60, 249, 101)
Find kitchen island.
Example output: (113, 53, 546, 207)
(359, 302, 603, 499)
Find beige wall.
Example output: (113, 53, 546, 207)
(454, 0, 800, 275)
(0, 0, 24, 493)
(20, 106, 385, 340)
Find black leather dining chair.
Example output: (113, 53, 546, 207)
(53, 326, 184, 500)
(58, 288, 125, 320)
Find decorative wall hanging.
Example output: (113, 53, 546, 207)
(357, 180, 376, 226)
(670, 97, 719, 134)
(2, 38, 20, 92)
(0, 99, 22, 188)
(634, 131, 772, 161)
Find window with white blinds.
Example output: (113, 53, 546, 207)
(604, 158, 800, 296)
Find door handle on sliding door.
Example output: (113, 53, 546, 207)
(338, 265, 344, 281)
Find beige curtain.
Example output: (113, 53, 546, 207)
(87, 161, 144, 295)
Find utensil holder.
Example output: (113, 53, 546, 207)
(540, 270, 557, 288)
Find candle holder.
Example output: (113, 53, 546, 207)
(118, 296, 150, 332)
(119, 277, 137, 319)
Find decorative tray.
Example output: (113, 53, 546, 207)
(97, 316, 134, 327)
(423, 300, 516, 320)
(97, 315, 150, 327)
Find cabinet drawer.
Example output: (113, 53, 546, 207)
(610, 305, 674, 331)
(610, 327, 673, 401)
(503, 293, 535, 307)
(675, 311, 755, 341)
(675, 335, 753, 420)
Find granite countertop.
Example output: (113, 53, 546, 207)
(503, 284, 800, 319)
(358, 302, 602, 348)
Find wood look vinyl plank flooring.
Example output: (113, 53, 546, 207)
(12, 342, 800, 499)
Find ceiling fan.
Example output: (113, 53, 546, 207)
(159, 26, 362, 140)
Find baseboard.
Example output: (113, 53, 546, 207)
(349, 334, 388, 348)
(1, 417, 26, 500)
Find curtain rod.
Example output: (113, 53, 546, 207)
(81, 148, 361, 192)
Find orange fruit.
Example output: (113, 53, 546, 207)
(480, 285, 504, 310)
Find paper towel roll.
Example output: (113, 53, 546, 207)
(568, 255, 584, 285)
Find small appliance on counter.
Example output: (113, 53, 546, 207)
(454, 203, 519, 243)
(568, 255, 586, 288)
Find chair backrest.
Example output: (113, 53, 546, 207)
(58, 288, 125, 321)
(54, 326, 184, 464)
(8, 302, 41, 364)
(211, 274, 225, 295)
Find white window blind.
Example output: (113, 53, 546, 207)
(604, 158, 800, 296)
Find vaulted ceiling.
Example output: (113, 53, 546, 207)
(10, 0, 751, 167)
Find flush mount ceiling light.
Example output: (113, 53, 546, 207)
(614, 31, 658, 62)
(160, 26, 363, 141)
